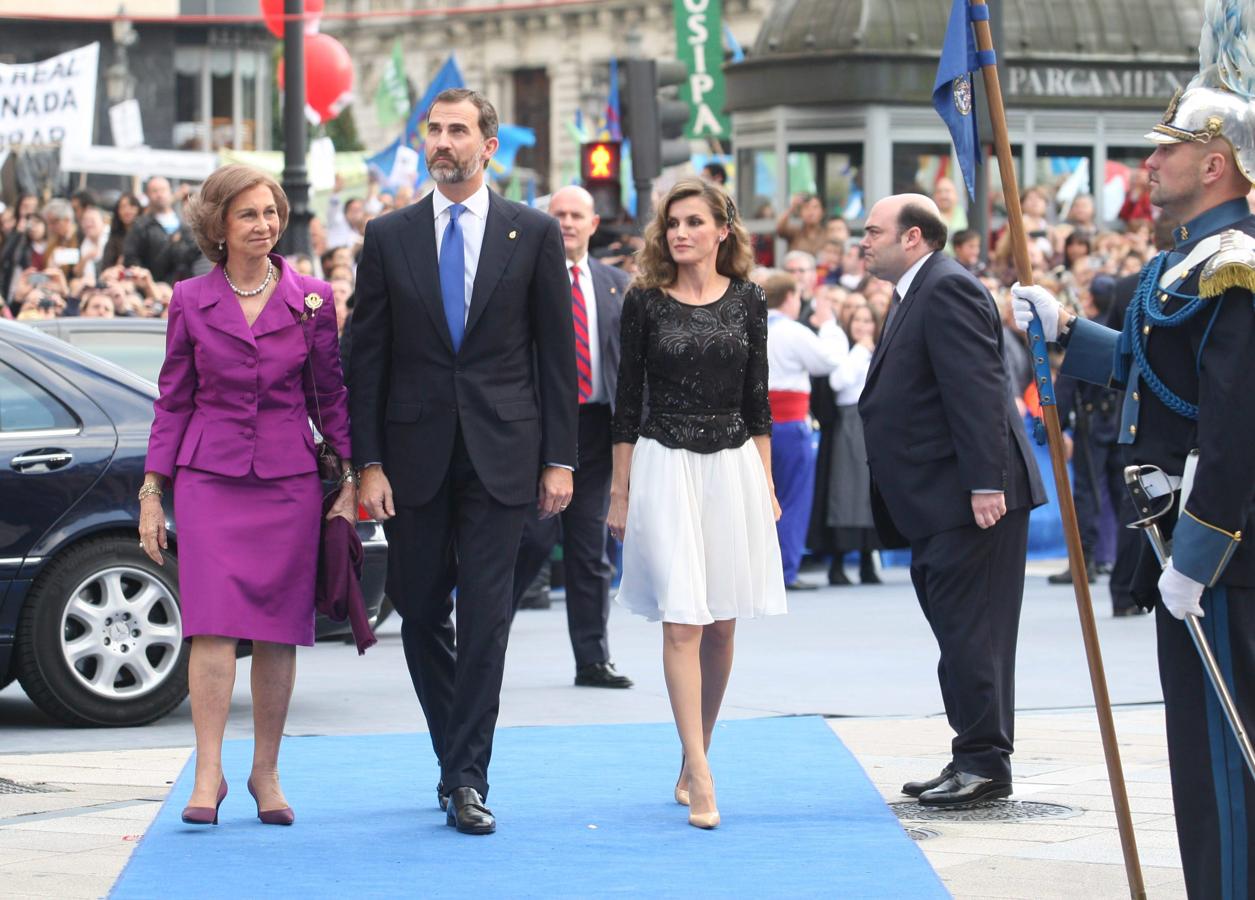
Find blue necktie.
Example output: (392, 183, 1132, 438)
(439, 203, 466, 352)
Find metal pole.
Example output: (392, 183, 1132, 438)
(279, 0, 310, 256)
(968, 2, 1146, 897)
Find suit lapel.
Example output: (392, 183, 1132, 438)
(200, 267, 257, 348)
(252, 254, 304, 339)
(464, 192, 522, 340)
(588, 259, 622, 392)
(866, 253, 942, 385)
(400, 195, 454, 354)
(589, 259, 620, 353)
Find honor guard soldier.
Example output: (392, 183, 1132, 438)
(1013, 37, 1255, 897)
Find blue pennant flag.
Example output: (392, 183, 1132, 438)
(605, 57, 623, 141)
(488, 124, 537, 180)
(933, 0, 984, 200)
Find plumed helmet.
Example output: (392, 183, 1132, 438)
(1146, 0, 1255, 186)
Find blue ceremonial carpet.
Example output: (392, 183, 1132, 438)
(111, 716, 947, 899)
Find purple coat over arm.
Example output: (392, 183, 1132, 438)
(145, 253, 351, 645)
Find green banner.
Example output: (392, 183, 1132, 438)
(674, 0, 729, 141)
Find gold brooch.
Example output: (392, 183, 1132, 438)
(302, 292, 324, 321)
(508, 230, 518, 240)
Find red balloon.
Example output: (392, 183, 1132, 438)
(260, 0, 325, 40)
(277, 33, 354, 123)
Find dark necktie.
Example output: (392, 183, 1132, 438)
(439, 203, 466, 352)
(571, 265, 593, 403)
(883, 289, 903, 332)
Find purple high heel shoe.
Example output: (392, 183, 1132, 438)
(181, 778, 228, 825)
(247, 778, 295, 826)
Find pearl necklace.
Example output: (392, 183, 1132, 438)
(223, 260, 274, 297)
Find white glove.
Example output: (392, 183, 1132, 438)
(1010, 282, 1062, 342)
(1158, 561, 1205, 620)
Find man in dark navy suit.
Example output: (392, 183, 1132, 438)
(858, 194, 1045, 808)
(350, 89, 577, 835)
(511, 185, 634, 689)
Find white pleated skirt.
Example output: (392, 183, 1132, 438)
(615, 437, 787, 625)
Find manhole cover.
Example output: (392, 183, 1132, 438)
(906, 826, 941, 841)
(0, 778, 64, 795)
(890, 800, 1080, 822)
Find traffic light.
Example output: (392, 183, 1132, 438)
(580, 140, 623, 220)
(580, 141, 621, 184)
(624, 58, 690, 220)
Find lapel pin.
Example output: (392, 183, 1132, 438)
(508, 230, 518, 240)
(610, 287, 617, 295)
(302, 292, 324, 321)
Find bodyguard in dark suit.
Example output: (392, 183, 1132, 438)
(349, 89, 577, 834)
(858, 194, 1045, 807)
(511, 185, 634, 689)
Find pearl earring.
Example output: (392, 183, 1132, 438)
(218, 241, 224, 251)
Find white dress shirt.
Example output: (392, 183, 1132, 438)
(766, 312, 849, 391)
(568, 253, 608, 404)
(432, 182, 490, 324)
(829, 343, 872, 404)
(893, 250, 934, 307)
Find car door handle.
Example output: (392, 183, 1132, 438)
(10, 449, 74, 472)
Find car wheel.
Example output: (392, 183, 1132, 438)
(15, 536, 189, 727)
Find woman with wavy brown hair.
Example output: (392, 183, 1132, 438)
(608, 178, 785, 830)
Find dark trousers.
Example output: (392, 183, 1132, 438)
(909, 507, 1029, 782)
(512, 403, 613, 668)
(1157, 586, 1255, 900)
(771, 419, 816, 584)
(384, 428, 529, 798)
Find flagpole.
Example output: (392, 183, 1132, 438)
(965, 3, 1146, 898)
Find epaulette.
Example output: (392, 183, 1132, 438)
(1198, 228, 1255, 298)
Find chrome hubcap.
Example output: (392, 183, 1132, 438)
(59, 566, 182, 700)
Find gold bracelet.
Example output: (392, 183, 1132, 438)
(137, 482, 163, 501)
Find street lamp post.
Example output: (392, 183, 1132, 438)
(279, 0, 311, 256)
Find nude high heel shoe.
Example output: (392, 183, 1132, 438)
(687, 772, 719, 829)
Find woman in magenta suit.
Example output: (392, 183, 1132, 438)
(137, 164, 355, 826)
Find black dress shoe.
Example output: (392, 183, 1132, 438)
(1112, 606, 1148, 618)
(828, 566, 852, 586)
(785, 580, 818, 591)
(446, 787, 496, 834)
(437, 780, 449, 811)
(575, 662, 634, 688)
(901, 762, 955, 797)
(918, 771, 1012, 808)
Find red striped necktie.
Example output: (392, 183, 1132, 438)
(570, 264, 593, 403)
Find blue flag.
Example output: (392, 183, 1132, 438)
(488, 124, 537, 180)
(933, 0, 982, 200)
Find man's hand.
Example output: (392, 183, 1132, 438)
(538, 466, 574, 520)
(359, 465, 395, 521)
(971, 492, 1007, 529)
(1010, 282, 1065, 341)
(1158, 562, 1205, 620)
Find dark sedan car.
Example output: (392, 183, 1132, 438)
(1, 319, 386, 726)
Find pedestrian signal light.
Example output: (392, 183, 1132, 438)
(581, 141, 621, 183)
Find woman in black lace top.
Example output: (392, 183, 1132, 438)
(608, 179, 785, 831)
